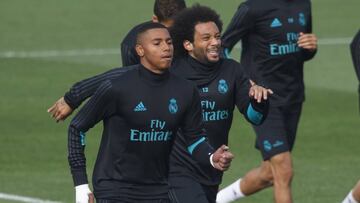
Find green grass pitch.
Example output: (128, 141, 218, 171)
(0, 0, 359, 202)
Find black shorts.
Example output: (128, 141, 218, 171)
(97, 198, 170, 203)
(254, 103, 303, 160)
(168, 175, 218, 203)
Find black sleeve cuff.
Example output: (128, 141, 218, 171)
(191, 141, 214, 166)
(71, 168, 88, 186)
(302, 49, 317, 61)
(64, 92, 79, 110)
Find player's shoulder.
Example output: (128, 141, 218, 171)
(109, 65, 139, 85)
(169, 71, 198, 92)
(222, 58, 240, 66)
(170, 71, 194, 86)
(104, 64, 137, 75)
(242, 0, 266, 8)
(221, 58, 241, 72)
(238, 0, 270, 16)
(221, 58, 248, 78)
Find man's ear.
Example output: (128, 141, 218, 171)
(135, 44, 145, 57)
(183, 40, 194, 52)
(152, 15, 159, 23)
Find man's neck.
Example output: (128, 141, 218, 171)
(141, 62, 167, 74)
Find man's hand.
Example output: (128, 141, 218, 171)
(211, 145, 234, 171)
(249, 80, 273, 103)
(298, 32, 317, 51)
(47, 97, 73, 122)
(75, 184, 94, 203)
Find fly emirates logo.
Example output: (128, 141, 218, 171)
(130, 119, 172, 142)
(201, 100, 229, 122)
(270, 32, 301, 56)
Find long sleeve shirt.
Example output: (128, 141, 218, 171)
(168, 56, 268, 186)
(64, 58, 268, 187)
(68, 64, 214, 200)
(222, 0, 316, 106)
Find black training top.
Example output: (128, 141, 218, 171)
(222, 0, 316, 106)
(68, 64, 214, 200)
(168, 56, 268, 186)
(64, 60, 268, 188)
(120, 21, 150, 66)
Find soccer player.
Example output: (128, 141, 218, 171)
(47, 0, 186, 120)
(341, 29, 360, 203)
(69, 22, 234, 203)
(216, 1, 318, 203)
(121, 0, 186, 66)
(48, 5, 270, 203)
(167, 5, 272, 203)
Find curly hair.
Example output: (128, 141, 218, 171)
(170, 4, 223, 57)
(154, 0, 186, 22)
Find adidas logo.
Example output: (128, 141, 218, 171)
(134, 101, 147, 112)
(270, 18, 282, 28)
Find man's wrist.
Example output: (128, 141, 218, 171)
(75, 184, 90, 191)
(71, 168, 88, 186)
(64, 93, 77, 110)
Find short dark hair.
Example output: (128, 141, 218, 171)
(170, 4, 223, 57)
(136, 22, 168, 44)
(154, 0, 186, 22)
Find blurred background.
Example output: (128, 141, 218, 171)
(0, 0, 359, 202)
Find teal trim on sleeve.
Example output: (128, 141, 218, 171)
(224, 48, 231, 59)
(247, 103, 263, 125)
(80, 131, 86, 146)
(187, 137, 206, 155)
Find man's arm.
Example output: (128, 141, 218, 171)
(181, 86, 234, 171)
(235, 65, 271, 125)
(298, 5, 318, 61)
(68, 80, 116, 203)
(64, 67, 131, 109)
(68, 80, 116, 186)
(47, 66, 132, 122)
(221, 2, 254, 56)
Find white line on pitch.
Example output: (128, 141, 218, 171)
(0, 48, 119, 58)
(0, 37, 353, 59)
(0, 193, 62, 203)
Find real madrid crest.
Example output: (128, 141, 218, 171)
(298, 12, 306, 26)
(168, 98, 178, 114)
(218, 79, 228, 94)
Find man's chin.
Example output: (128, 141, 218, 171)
(159, 63, 171, 70)
(207, 56, 220, 63)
